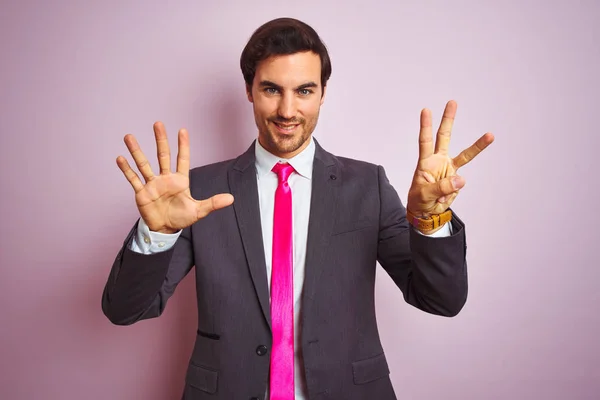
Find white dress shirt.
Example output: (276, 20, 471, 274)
(129, 137, 451, 399)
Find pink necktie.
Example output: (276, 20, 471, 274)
(270, 162, 295, 400)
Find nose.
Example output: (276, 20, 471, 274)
(277, 92, 297, 120)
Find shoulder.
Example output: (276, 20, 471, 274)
(186, 158, 237, 199)
(336, 155, 379, 171)
(189, 142, 255, 182)
(329, 152, 384, 182)
(316, 140, 380, 174)
(189, 158, 236, 180)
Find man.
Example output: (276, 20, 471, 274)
(102, 17, 494, 400)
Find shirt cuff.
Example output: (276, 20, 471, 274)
(129, 217, 182, 254)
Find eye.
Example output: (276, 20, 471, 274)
(298, 88, 313, 96)
(265, 87, 279, 95)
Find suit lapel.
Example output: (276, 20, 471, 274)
(303, 140, 340, 302)
(228, 141, 272, 330)
(227, 139, 340, 330)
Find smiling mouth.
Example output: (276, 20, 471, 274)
(272, 121, 300, 133)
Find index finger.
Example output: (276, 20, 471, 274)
(452, 132, 495, 169)
(176, 128, 190, 175)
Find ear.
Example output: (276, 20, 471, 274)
(246, 84, 253, 103)
(320, 85, 327, 106)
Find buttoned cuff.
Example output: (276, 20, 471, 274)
(129, 217, 182, 254)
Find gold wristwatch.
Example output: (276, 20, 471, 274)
(406, 209, 452, 231)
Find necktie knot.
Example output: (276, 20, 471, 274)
(272, 162, 295, 183)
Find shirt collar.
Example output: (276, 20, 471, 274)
(255, 136, 315, 180)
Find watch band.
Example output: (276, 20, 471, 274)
(406, 209, 452, 231)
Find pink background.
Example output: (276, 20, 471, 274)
(1, 1, 599, 399)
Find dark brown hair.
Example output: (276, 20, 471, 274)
(240, 18, 332, 89)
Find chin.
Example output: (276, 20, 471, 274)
(264, 129, 308, 156)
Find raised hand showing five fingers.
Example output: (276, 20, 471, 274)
(406, 100, 494, 224)
(116, 122, 234, 234)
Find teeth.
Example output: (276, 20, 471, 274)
(276, 124, 297, 131)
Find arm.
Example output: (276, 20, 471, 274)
(101, 219, 194, 325)
(102, 122, 233, 325)
(379, 100, 493, 316)
(376, 165, 467, 317)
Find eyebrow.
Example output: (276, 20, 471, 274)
(259, 80, 319, 91)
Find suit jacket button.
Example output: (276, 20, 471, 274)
(256, 345, 268, 356)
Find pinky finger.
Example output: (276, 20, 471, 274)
(117, 156, 144, 193)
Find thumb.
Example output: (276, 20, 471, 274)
(431, 175, 465, 199)
(211, 193, 235, 210)
(196, 193, 235, 219)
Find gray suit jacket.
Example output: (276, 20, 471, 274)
(102, 139, 468, 400)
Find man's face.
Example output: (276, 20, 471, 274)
(246, 51, 326, 159)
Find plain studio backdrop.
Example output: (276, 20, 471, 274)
(1, 0, 598, 399)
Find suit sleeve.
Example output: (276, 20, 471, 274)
(376, 165, 468, 317)
(101, 219, 194, 325)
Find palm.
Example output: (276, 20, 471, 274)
(411, 154, 458, 215)
(406, 100, 494, 218)
(135, 173, 199, 231)
(116, 122, 234, 233)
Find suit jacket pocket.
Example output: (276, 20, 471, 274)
(332, 218, 375, 236)
(352, 353, 390, 385)
(197, 329, 220, 340)
(186, 362, 218, 394)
